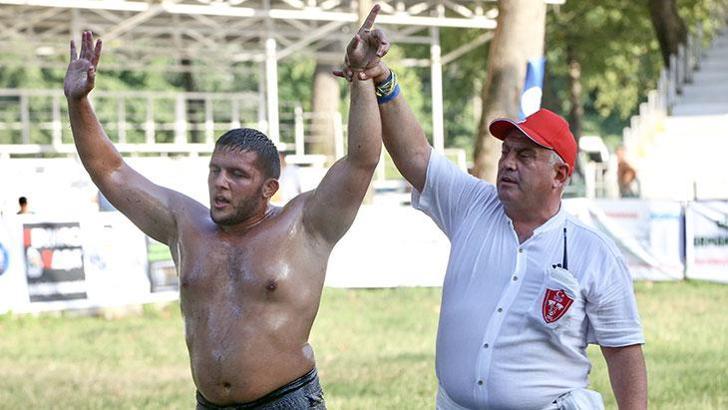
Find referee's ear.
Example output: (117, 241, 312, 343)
(552, 162, 570, 190)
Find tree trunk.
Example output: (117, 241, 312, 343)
(180, 58, 205, 143)
(308, 44, 341, 158)
(472, 0, 546, 182)
(566, 43, 584, 178)
(648, 0, 688, 67)
(566, 44, 583, 141)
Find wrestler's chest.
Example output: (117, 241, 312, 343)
(180, 243, 300, 297)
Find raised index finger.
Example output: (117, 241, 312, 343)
(357, 4, 380, 34)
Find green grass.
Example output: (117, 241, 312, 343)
(0, 281, 726, 409)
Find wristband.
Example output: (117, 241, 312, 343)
(375, 70, 399, 104)
(377, 84, 400, 104)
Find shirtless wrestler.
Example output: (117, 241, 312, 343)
(63, 10, 382, 408)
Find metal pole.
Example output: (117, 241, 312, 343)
(258, 64, 268, 132)
(294, 105, 304, 155)
(430, 26, 444, 152)
(175, 93, 187, 144)
(117, 96, 126, 143)
(145, 96, 155, 144)
(332, 111, 344, 159)
(20, 92, 30, 144)
(52, 94, 62, 145)
(205, 95, 214, 144)
(265, 37, 280, 144)
(231, 98, 241, 129)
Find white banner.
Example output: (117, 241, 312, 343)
(81, 213, 151, 304)
(686, 201, 728, 283)
(0, 216, 29, 313)
(0, 213, 167, 314)
(563, 199, 684, 281)
(326, 205, 449, 288)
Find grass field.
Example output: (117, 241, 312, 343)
(0, 280, 726, 409)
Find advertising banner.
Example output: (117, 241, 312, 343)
(564, 199, 684, 281)
(22, 221, 88, 302)
(81, 213, 150, 303)
(686, 201, 728, 283)
(0, 217, 29, 313)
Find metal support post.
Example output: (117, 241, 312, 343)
(265, 37, 280, 144)
(52, 94, 62, 145)
(430, 26, 445, 153)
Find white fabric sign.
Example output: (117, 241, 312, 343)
(0, 216, 30, 313)
(686, 201, 728, 283)
(563, 199, 684, 281)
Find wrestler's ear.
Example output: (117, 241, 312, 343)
(262, 178, 279, 199)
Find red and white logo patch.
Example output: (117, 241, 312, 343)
(542, 289, 574, 323)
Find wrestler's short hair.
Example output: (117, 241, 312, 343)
(215, 128, 280, 179)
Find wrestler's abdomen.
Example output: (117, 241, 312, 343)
(179, 246, 324, 405)
(185, 300, 316, 404)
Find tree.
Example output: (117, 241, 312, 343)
(309, 44, 341, 158)
(544, 0, 663, 146)
(308, 0, 373, 159)
(472, 0, 546, 182)
(648, 0, 688, 67)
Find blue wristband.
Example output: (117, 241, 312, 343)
(377, 84, 400, 104)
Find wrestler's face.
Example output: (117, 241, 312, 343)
(496, 131, 557, 212)
(208, 148, 277, 225)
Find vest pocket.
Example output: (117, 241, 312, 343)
(528, 266, 582, 335)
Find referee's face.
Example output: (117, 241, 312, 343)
(496, 131, 557, 213)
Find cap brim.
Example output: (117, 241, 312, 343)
(488, 118, 552, 149)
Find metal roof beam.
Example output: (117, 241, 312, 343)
(276, 20, 345, 60)
(441, 31, 493, 65)
(0, 0, 148, 12)
(103, 2, 166, 42)
(0, 1, 498, 29)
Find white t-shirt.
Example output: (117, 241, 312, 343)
(413, 150, 644, 410)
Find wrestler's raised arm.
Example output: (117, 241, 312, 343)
(301, 7, 383, 245)
(334, 9, 431, 193)
(64, 32, 201, 245)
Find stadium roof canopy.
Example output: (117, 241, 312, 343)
(0, 0, 563, 149)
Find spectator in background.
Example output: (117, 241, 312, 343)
(616, 146, 640, 198)
(17, 196, 30, 214)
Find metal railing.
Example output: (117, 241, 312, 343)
(0, 90, 342, 161)
(623, 10, 728, 156)
(0, 89, 261, 156)
(0, 88, 468, 192)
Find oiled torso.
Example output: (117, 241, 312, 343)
(175, 196, 328, 405)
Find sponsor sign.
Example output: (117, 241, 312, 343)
(23, 222, 87, 302)
(564, 199, 684, 281)
(0, 242, 8, 276)
(686, 201, 728, 283)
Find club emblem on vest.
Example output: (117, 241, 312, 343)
(542, 289, 573, 323)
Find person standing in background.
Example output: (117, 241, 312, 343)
(17, 197, 31, 214)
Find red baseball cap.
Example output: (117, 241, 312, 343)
(489, 108, 577, 176)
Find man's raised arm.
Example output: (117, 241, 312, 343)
(302, 10, 383, 245)
(334, 11, 430, 193)
(64, 32, 192, 245)
(372, 64, 430, 193)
